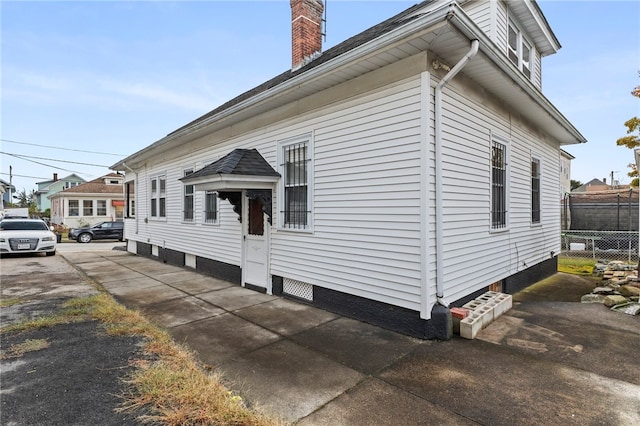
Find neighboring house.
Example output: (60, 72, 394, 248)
(36, 173, 86, 212)
(49, 173, 125, 228)
(0, 178, 16, 209)
(111, 0, 585, 339)
(560, 149, 574, 196)
(572, 178, 610, 193)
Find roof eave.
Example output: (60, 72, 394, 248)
(111, 1, 454, 171)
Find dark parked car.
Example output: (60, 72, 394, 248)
(69, 221, 124, 243)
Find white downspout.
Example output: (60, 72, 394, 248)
(434, 39, 479, 305)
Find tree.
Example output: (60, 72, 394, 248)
(616, 79, 640, 181)
(570, 180, 582, 191)
(12, 188, 38, 214)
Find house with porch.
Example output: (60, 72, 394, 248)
(111, 0, 585, 339)
(49, 173, 125, 228)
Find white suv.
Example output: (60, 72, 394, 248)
(0, 219, 57, 256)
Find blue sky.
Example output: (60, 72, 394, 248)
(1, 0, 639, 196)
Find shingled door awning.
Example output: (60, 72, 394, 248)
(180, 148, 280, 191)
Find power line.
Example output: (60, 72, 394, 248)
(1, 151, 109, 168)
(0, 172, 49, 180)
(0, 138, 126, 157)
(1, 152, 83, 174)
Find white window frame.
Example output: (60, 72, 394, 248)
(150, 175, 166, 219)
(203, 191, 219, 225)
(96, 199, 107, 216)
(68, 199, 79, 217)
(82, 200, 93, 216)
(490, 135, 510, 232)
(183, 168, 195, 223)
(531, 155, 542, 225)
(507, 17, 533, 80)
(277, 133, 313, 231)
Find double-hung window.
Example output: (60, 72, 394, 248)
(150, 176, 166, 218)
(69, 200, 79, 217)
(491, 137, 508, 230)
(531, 157, 541, 224)
(83, 200, 93, 216)
(97, 200, 107, 216)
(204, 191, 218, 224)
(183, 169, 194, 222)
(508, 18, 533, 80)
(279, 135, 312, 230)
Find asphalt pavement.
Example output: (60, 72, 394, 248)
(2, 248, 639, 425)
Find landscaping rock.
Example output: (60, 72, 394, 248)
(619, 285, 640, 298)
(580, 294, 606, 304)
(591, 287, 615, 295)
(603, 295, 629, 307)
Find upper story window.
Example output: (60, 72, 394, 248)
(183, 169, 194, 222)
(508, 18, 532, 80)
(491, 137, 509, 230)
(65, 181, 80, 189)
(150, 176, 166, 218)
(278, 134, 313, 230)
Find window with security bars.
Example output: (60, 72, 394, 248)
(282, 140, 310, 228)
(204, 191, 218, 224)
(531, 158, 541, 223)
(491, 140, 507, 229)
(183, 169, 194, 222)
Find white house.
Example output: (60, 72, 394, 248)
(50, 173, 125, 228)
(111, 0, 585, 339)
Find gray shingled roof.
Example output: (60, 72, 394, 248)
(181, 149, 280, 182)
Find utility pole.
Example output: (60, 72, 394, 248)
(9, 165, 13, 204)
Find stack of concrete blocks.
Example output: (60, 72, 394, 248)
(458, 291, 513, 339)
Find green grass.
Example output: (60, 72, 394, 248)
(558, 257, 596, 275)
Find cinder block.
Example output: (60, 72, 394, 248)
(476, 305, 495, 328)
(492, 294, 513, 317)
(460, 313, 483, 339)
(476, 291, 501, 303)
(462, 300, 485, 311)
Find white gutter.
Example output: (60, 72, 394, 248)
(434, 38, 479, 304)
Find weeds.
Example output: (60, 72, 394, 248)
(0, 298, 24, 308)
(0, 338, 50, 359)
(558, 257, 596, 275)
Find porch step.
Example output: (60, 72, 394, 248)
(456, 292, 513, 339)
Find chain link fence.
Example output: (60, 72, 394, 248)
(561, 230, 639, 263)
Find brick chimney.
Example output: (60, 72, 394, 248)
(291, 0, 323, 70)
(53, 173, 58, 182)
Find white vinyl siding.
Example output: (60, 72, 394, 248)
(435, 74, 561, 304)
(122, 55, 563, 314)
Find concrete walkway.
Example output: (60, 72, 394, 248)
(61, 249, 640, 425)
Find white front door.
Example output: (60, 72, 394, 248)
(242, 193, 270, 292)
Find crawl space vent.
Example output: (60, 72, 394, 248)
(283, 278, 313, 301)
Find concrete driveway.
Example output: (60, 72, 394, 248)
(2, 248, 639, 425)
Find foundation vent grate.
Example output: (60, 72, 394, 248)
(283, 278, 313, 301)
